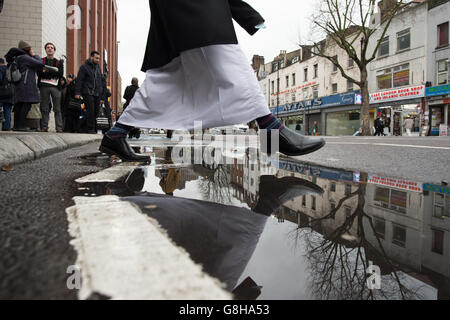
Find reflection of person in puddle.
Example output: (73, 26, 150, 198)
(106, 168, 146, 197)
(122, 174, 323, 298)
(158, 147, 181, 196)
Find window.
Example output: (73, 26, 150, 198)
(345, 207, 351, 218)
(304, 68, 308, 82)
(348, 56, 354, 67)
(286, 76, 289, 87)
(332, 83, 338, 93)
(374, 187, 407, 213)
(438, 22, 449, 47)
(377, 63, 410, 89)
(311, 196, 316, 211)
(433, 193, 450, 218)
(292, 94, 296, 102)
(303, 89, 308, 100)
(437, 59, 448, 85)
(330, 182, 336, 192)
(392, 224, 406, 247)
(292, 73, 296, 86)
(373, 218, 386, 240)
(271, 81, 275, 94)
(432, 230, 444, 255)
(314, 64, 318, 78)
(379, 37, 389, 57)
(313, 86, 319, 99)
(302, 195, 306, 207)
(347, 80, 353, 92)
(345, 184, 352, 196)
(397, 29, 410, 51)
(332, 56, 338, 72)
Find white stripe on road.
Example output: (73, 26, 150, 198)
(326, 142, 450, 150)
(66, 195, 231, 300)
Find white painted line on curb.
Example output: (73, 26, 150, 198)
(66, 195, 231, 300)
(326, 142, 450, 150)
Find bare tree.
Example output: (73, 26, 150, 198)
(308, 0, 409, 135)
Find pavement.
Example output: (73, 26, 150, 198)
(0, 131, 103, 168)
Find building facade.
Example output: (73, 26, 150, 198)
(67, 0, 119, 112)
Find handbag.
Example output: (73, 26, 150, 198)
(67, 98, 83, 113)
(96, 103, 110, 130)
(0, 85, 13, 100)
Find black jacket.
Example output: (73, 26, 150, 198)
(142, 0, 264, 71)
(37, 57, 64, 88)
(123, 84, 139, 110)
(75, 59, 105, 99)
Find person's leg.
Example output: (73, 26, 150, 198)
(3, 104, 12, 131)
(18, 103, 31, 129)
(50, 87, 63, 132)
(39, 87, 51, 131)
(84, 95, 97, 133)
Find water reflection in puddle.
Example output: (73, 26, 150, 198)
(78, 146, 450, 300)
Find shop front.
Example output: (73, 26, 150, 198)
(321, 91, 360, 136)
(367, 85, 425, 136)
(426, 84, 450, 136)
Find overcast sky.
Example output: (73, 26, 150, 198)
(116, 0, 315, 93)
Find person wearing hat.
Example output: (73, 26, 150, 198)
(99, 0, 326, 162)
(4, 41, 44, 131)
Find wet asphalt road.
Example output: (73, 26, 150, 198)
(0, 135, 449, 299)
(0, 142, 108, 300)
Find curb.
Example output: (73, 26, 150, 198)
(0, 132, 103, 168)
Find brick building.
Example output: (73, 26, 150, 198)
(67, 0, 120, 112)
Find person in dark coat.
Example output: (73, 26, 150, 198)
(122, 77, 139, 112)
(374, 117, 384, 136)
(5, 41, 45, 131)
(0, 57, 14, 131)
(74, 51, 105, 134)
(63, 74, 80, 133)
(101, 75, 113, 134)
(100, 0, 325, 162)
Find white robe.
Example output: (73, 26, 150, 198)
(118, 44, 270, 131)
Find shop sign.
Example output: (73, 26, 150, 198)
(321, 91, 358, 108)
(423, 184, 450, 195)
(368, 175, 423, 192)
(440, 124, 448, 136)
(426, 84, 450, 97)
(279, 160, 354, 182)
(369, 85, 425, 104)
(271, 81, 318, 96)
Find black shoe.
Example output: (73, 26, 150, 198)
(13, 127, 32, 132)
(262, 126, 325, 156)
(252, 175, 324, 216)
(99, 135, 151, 162)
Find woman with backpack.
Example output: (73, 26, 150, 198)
(5, 40, 44, 131)
(0, 57, 14, 131)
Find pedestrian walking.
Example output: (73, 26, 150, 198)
(374, 117, 384, 136)
(404, 117, 414, 136)
(0, 57, 14, 131)
(74, 51, 105, 133)
(312, 121, 319, 136)
(99, 0, 325, 162)
(5, 41, 45, 132)
(123, 77, 139, 111)
(37, 42, 64, 132)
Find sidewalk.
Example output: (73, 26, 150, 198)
(0, 131, 102, 168)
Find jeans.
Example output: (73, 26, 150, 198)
(40, 86, 63, 131)
(0, 103, 12, 131)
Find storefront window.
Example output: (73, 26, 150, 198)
(326, 110, 360, 136)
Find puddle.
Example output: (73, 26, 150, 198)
(76, 146, 450, 300)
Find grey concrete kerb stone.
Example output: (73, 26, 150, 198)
(0, 132, 102, 168)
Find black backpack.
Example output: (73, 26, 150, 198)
(6, 57, 23, 84)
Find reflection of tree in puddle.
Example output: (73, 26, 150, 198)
(291, 173, 426, 300)
(197, 164, 234, 205)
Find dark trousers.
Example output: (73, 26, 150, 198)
(1, 103, 13, 131)
(83, 95, 100, 133)
(64, 110, 80, 133)
(13, 102, 31, 129)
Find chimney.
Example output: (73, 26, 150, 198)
(251, 55, 265, 72)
